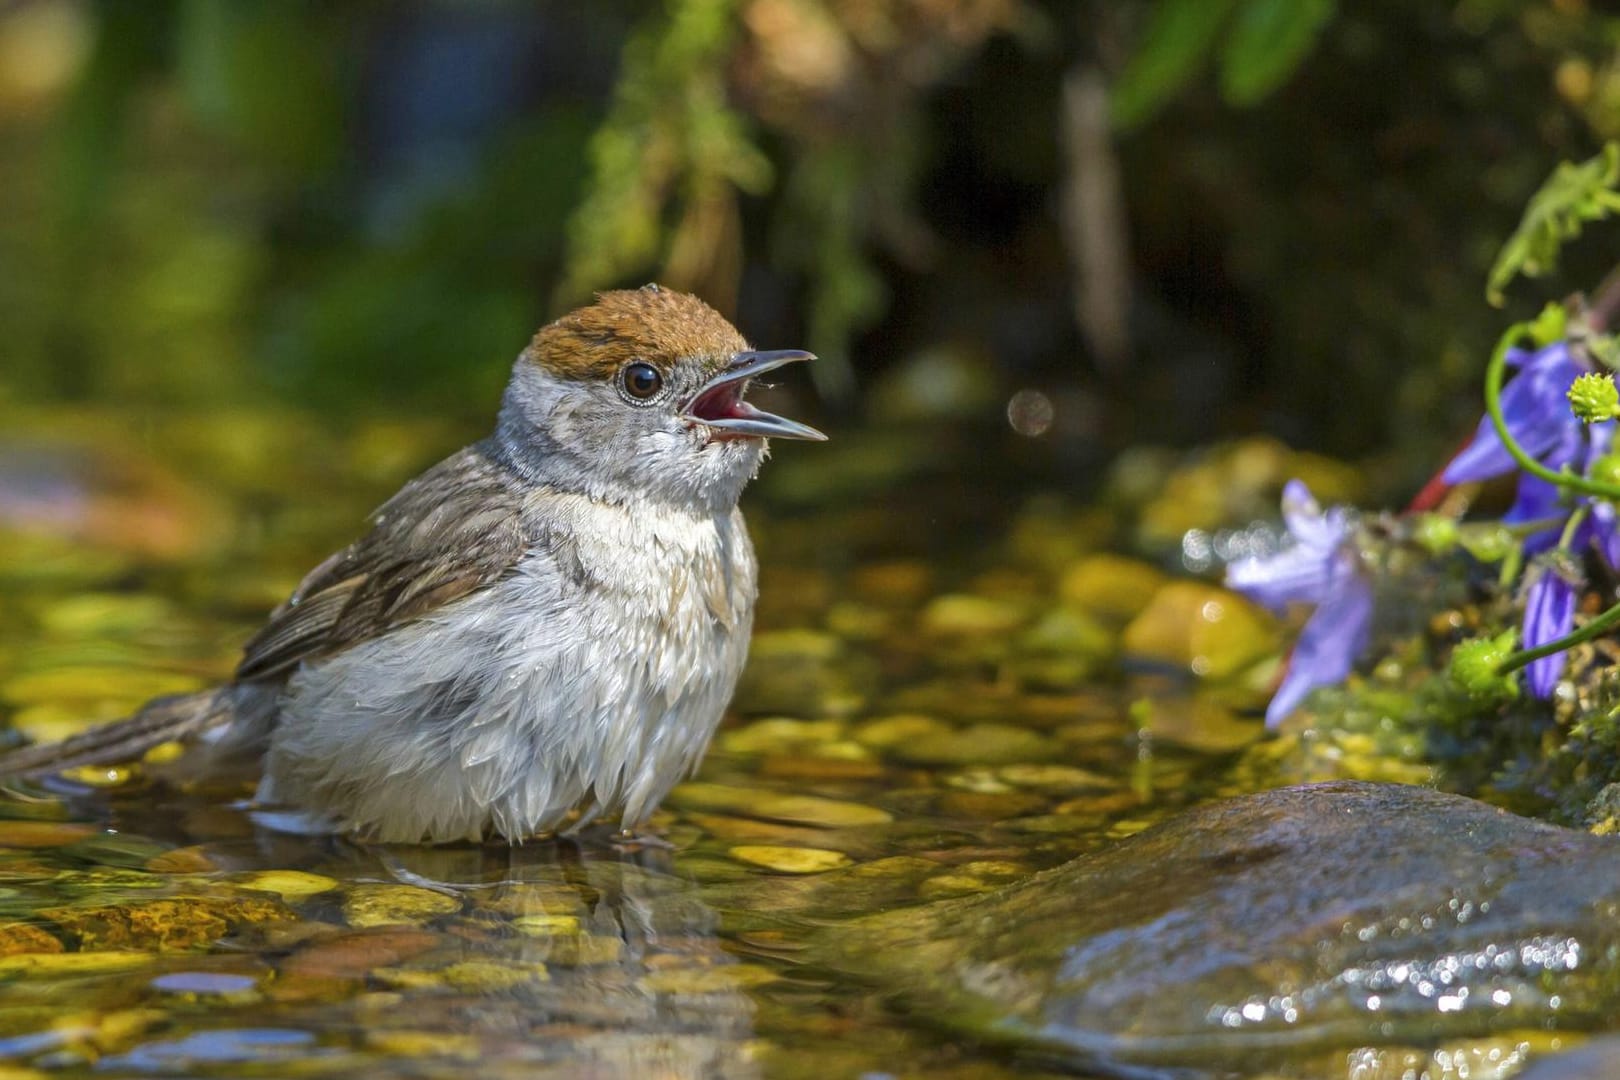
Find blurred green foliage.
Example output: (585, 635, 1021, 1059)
(1111, 0, 1337, 127)
(1487, 142, 1620, 307)
(558, 0, 770, 306)
(3, 0, 1620, 472)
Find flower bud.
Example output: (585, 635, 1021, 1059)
(1411, 513, 1459, 555)
(1527, 303, 1567, 347)
(1448, 629, 1520, 700)
(1457, 524, 1516, 564)
(1568, 372, 1620, 423)
(1591, 452, 1620, 489)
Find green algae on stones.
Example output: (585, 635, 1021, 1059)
(372, 959, 550, 991)
(817, 782, 1620, 1076)
(40, 895, 294, 950)
(341, 885, 461, 929)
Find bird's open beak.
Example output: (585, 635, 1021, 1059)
(682, 349, 828, 441)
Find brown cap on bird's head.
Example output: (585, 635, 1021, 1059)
(528, 285, 749, 382)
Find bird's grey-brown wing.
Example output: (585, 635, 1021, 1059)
(234, 441, 531, 681)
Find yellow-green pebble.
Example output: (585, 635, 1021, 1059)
(920, 594, 1027, 636)
(895, 724, 1057, 767)
(851, 714, 949, 749)
(374, 960, 548, 991)
(996, 764, 1114, 792)
(342, 884, 461, 928)
(0, 952, 152, 976)
(236, 870, 340, 900)
(719, 718, 845, 755)
(366, 1031, 483, 1057)
(672, 783, 892, 827)
(536, 934, 624, 967)
(638, 963, 781, 994)
(510, 914, 581, 936)
(1057, 554, 1168, 622)
(807, 739, 873, 761)
(1120, 582, 1277, 679)
(918, 874, 1000, 899)
(729, 845, 852, 874)
(944, 767, 1014, 794)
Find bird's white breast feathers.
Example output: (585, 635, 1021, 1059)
(260, 497, 757, 843)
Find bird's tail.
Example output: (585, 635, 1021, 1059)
(0, 687, 242, 780)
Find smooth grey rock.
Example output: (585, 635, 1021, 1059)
(1511, 1036, 1620, 1080)
(821, 781, 1620, 1078)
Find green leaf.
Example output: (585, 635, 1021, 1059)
(1111, 0, 1239, 129)
(1526, 301, 1569, 347)
(1218, 0, 1337, 106)
(557, 0, 765, 304)
(1487, 143, 1620, 307)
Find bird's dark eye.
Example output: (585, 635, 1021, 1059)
(621, 361, 663, 401)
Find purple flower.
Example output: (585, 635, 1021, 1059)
(1521, 561, 1581, 698)
(1442, 341, 1588, 487)
(1441, 339, 1620, 581)
(1226, 480, 1373, 729)
(1441, 340, 1614, 552)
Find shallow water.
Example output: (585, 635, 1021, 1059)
(0, 405, 1281, 1078)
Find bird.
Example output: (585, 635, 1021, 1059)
(0, 285, 825, 844)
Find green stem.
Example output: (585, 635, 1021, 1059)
(1559, 503, 1591, 549)
(1498, 543, 1523, 590)
(1500, 517, 1571, 538)
(1498, 596, 1620, 675)
(1484, 323, 1620, 501)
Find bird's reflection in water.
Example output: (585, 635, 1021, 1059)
(93, 792, 766, 1079)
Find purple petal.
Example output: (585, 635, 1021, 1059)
(1503, 472, 1566, 525)
(1441, 414, 1514, 484)
(1522, 571, 1577, 698)
(1227, 480, 1348, 612)
(1442, 344, 1585, 484)
(1504, 475, 1568, 557)
(1227, 546, 1331, 612)
(1264, 561, 1373, 729)
(1279, 480, 1342, 551)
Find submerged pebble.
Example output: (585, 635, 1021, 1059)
(1057, 554, 1168, 622)
(235, 870, 340, 900)
(1121, 581, 1277, 678)
(0, 924, 62, 957)
(40, 896, 293, 950)
(0, 822, 97, 849)
(891, 723, 1058, 767)
(670, 782, 893, 828)
(341, 885, 461, 929)
(920, 594, 1028, 637)
(728, 845, 852, 874)
(638, 962, 780, 994)
(851, 714, 949, 749)
(372, 959, 549, 991)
